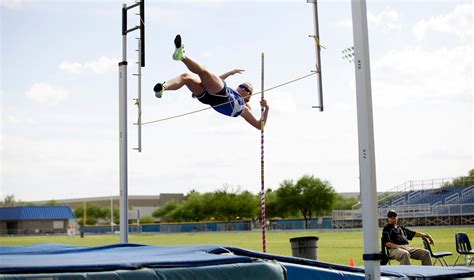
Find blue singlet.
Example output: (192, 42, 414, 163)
(195, 83, 245, 117)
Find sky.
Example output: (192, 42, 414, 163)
(0, 0, 472, 202)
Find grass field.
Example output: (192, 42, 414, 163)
(2, 227, 473, 266)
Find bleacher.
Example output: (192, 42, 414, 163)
(335, 177, 474, 228)
(378, 185, 474, 218)
(381, 185, 474, 208)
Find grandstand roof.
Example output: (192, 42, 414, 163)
(0, 206, 75, 221)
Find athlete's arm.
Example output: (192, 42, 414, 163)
(219, 69, 244, 80)
(240, 100, 269, 130)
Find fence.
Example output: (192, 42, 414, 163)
(269, 218, 332, 230)
(81, 219, 334, 234)
(82, 221, 252, 234)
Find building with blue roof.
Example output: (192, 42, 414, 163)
(0, 206, 76, 235)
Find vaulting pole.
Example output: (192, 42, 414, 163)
(260, 52, 266, 253)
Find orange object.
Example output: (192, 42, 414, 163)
(349, 258, 355, 267)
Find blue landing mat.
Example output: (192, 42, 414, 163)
(1, 243, 473, 279)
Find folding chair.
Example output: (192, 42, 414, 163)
(454, 232, 474, 266)
(421, 236, 452, 266)
(381, 237, 394, 265)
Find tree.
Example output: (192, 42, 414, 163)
(444, 169, 474, 188)
(259, 188, 290, 220)
(152, 200, 179, 219)
(332, 194, 359, 210)
(3, 195, 16, 207)
(167, 192, 211, 222)
(276, 175, 336, 229)
(102, 207, 120, 225)
(139, 216, 155, 224)
(212, 189, 257, 221)
(74, 203, 110, 226)
(236, 191, 259, 219)
(441, 169, 474, 188)
(45, 200, 61, 206)
(159, 188, 259, 222)
(275, 180, 301, 217)
(21, 202, 38, 206)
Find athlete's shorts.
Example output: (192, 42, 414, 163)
(194, 86, 228, 107)
(194, 82, 245, 117)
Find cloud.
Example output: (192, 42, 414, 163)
(373, 45, 471, 107)
(413, 4, 472, 41)
(201, 51, 213, 58)
(336, 19, 352, 29)
(59, 56, 119, 74)
(264, 90, 297, 114)
(368, 7, 400, 30)
(420, 148, 472, 161)
(4, 114, 38, 125)
(0, 0, 23, 10)
(337, 7, 400, 30)
(5, 115, 20, 124)
(25, 83, 68, 106)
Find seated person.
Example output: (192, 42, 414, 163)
(382, 210, 434, 265)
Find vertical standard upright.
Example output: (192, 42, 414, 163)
(307, 0, 324, 111)
(118, 0, 145, 244)
(351, 0, 380, 279)
(260, 52, 266, 253)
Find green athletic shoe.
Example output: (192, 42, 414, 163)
(172, 34, 185, 61)
(154, 82, 164, 98)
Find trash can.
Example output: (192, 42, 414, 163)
(80, 231, 84, 238)
(290, 236, 319, 260)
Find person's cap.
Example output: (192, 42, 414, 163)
(387, 210, 397, 218)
